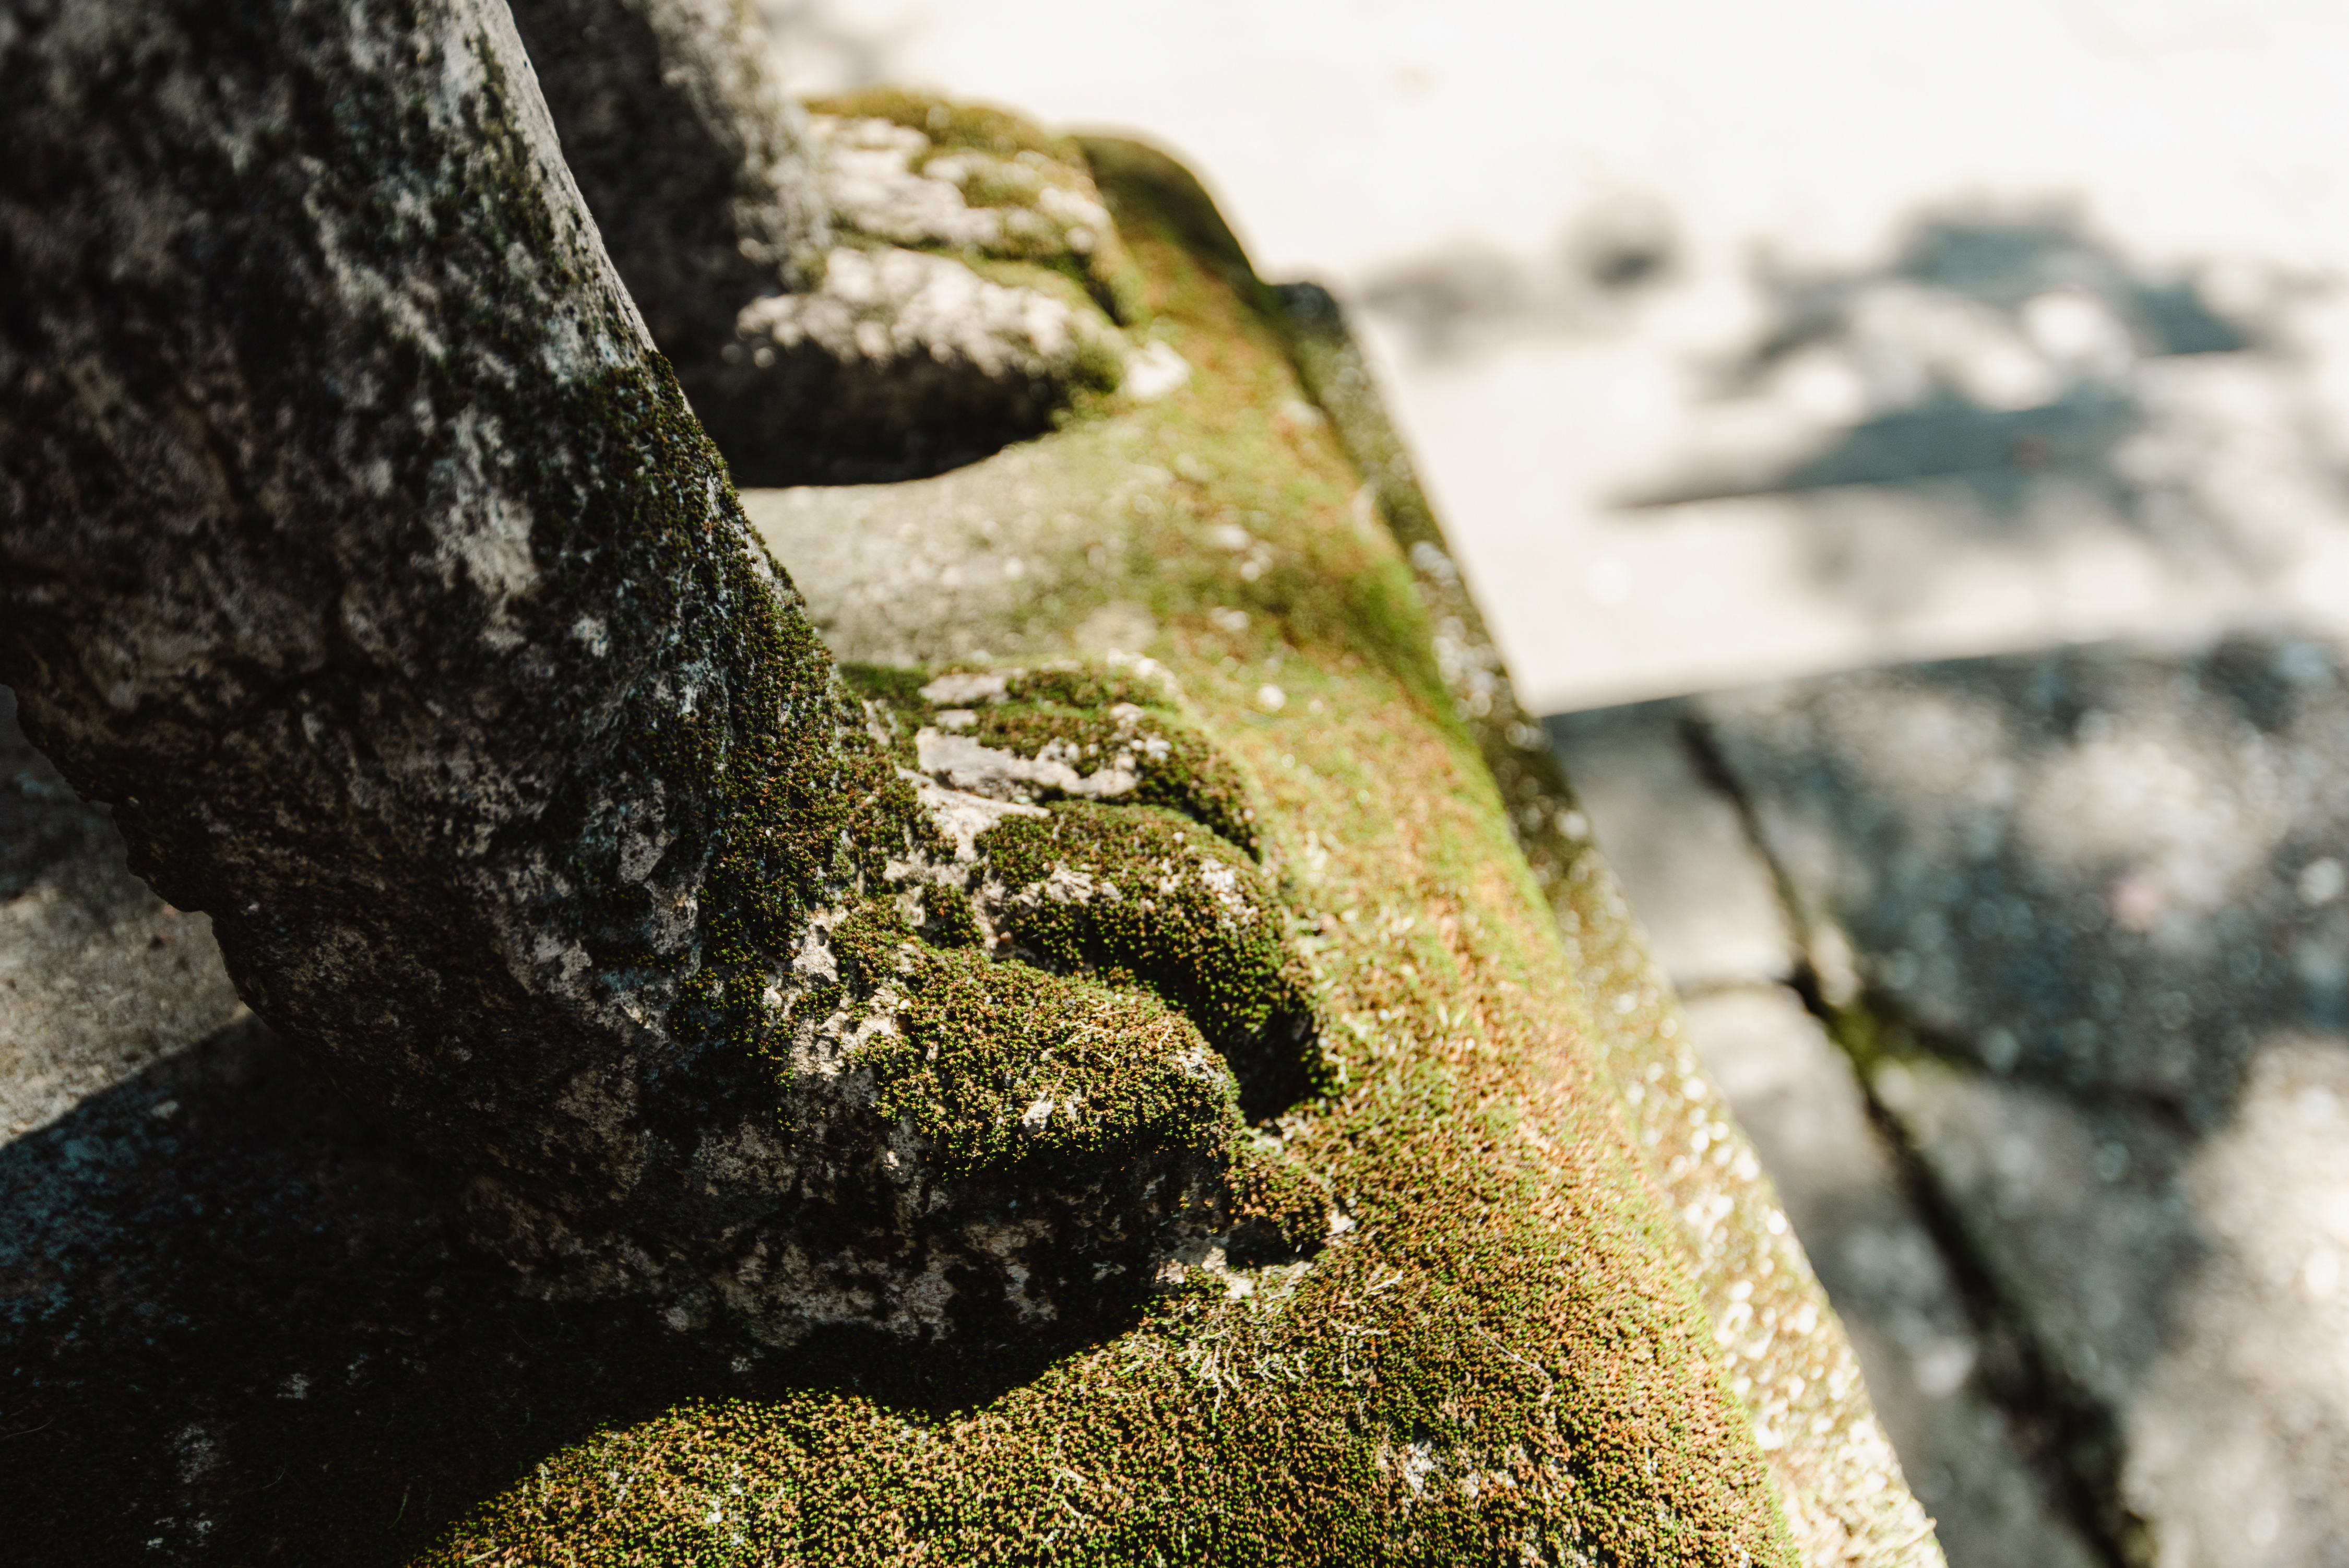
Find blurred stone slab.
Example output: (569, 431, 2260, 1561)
(1874, 1049, 2349, 1566)
(1699, 633, 2349, 1118)
(1545, 703, 1798, 993)
(1689, 988, 2098, 1568)
(1, 688, 243, 1145)
(1594, 628, 2349, 1565)
(761, 0, 2349, 715)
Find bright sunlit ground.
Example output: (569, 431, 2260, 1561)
(764, 0, 2349, 709)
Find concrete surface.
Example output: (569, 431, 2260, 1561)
(1553, 631, 2349, 1565)
(758, 0, 2349, 710)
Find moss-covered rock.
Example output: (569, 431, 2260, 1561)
(0, 6, 1931, 1546)
(805, 86, 1149, 325)
(410, 116, 1817, 1568)
(655, 648, 1323, 1347)
(850, 918, 1242, 1184)
(705, 91, 1147, 484)
(976, 802, 1311, 1097)
(850, 657, 1262, 851)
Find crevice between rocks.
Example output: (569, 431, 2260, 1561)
(1674, 706, 2157, 1568)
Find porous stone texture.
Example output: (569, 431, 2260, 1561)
(1553, 631, 2349, 1565)
(4, 0, 935, 1331)
(415, 136, 1835, 1565)
(0, 0, 1276, 1354)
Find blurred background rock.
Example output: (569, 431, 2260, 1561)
(752, 3, 2349, 1563)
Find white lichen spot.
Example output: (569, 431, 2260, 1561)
(737, 247, 1119, 387)
(1123, 341, 1192, 401)
(572, 613, 611, 657)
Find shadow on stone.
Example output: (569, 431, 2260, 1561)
(0, 1012, 1136, 1564)
(1626, 204, 2261, 574)
(1549, 628, 2349, 1563)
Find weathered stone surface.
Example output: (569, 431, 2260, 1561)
(0, 0, 1266, 1349)
(4, 0, 849, 1310)
(510, 0, 831, 361)
(703, 93, 1142, 483)
(513, 7, 1136, 484)
(411, 133, 1833, 1566)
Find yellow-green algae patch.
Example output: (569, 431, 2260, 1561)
(413, 131, 1797, 1566)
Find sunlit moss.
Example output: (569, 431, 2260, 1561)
(409, 121, 1799, 1568)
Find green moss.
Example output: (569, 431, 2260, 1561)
(836, 905, 1241, 1182)
(916, 880, 981, 948)
(1077, 134, 1270, 309)
(1000, 667, 1171, 712)
(1226, 1144, 1338, 1263)
(979, 802, 1299, 1061)
(808, 85, 1086, 168)
(987, 705, 1259, 854)
(849, 657, 1263, 854)
(837, 660, 935, 711)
